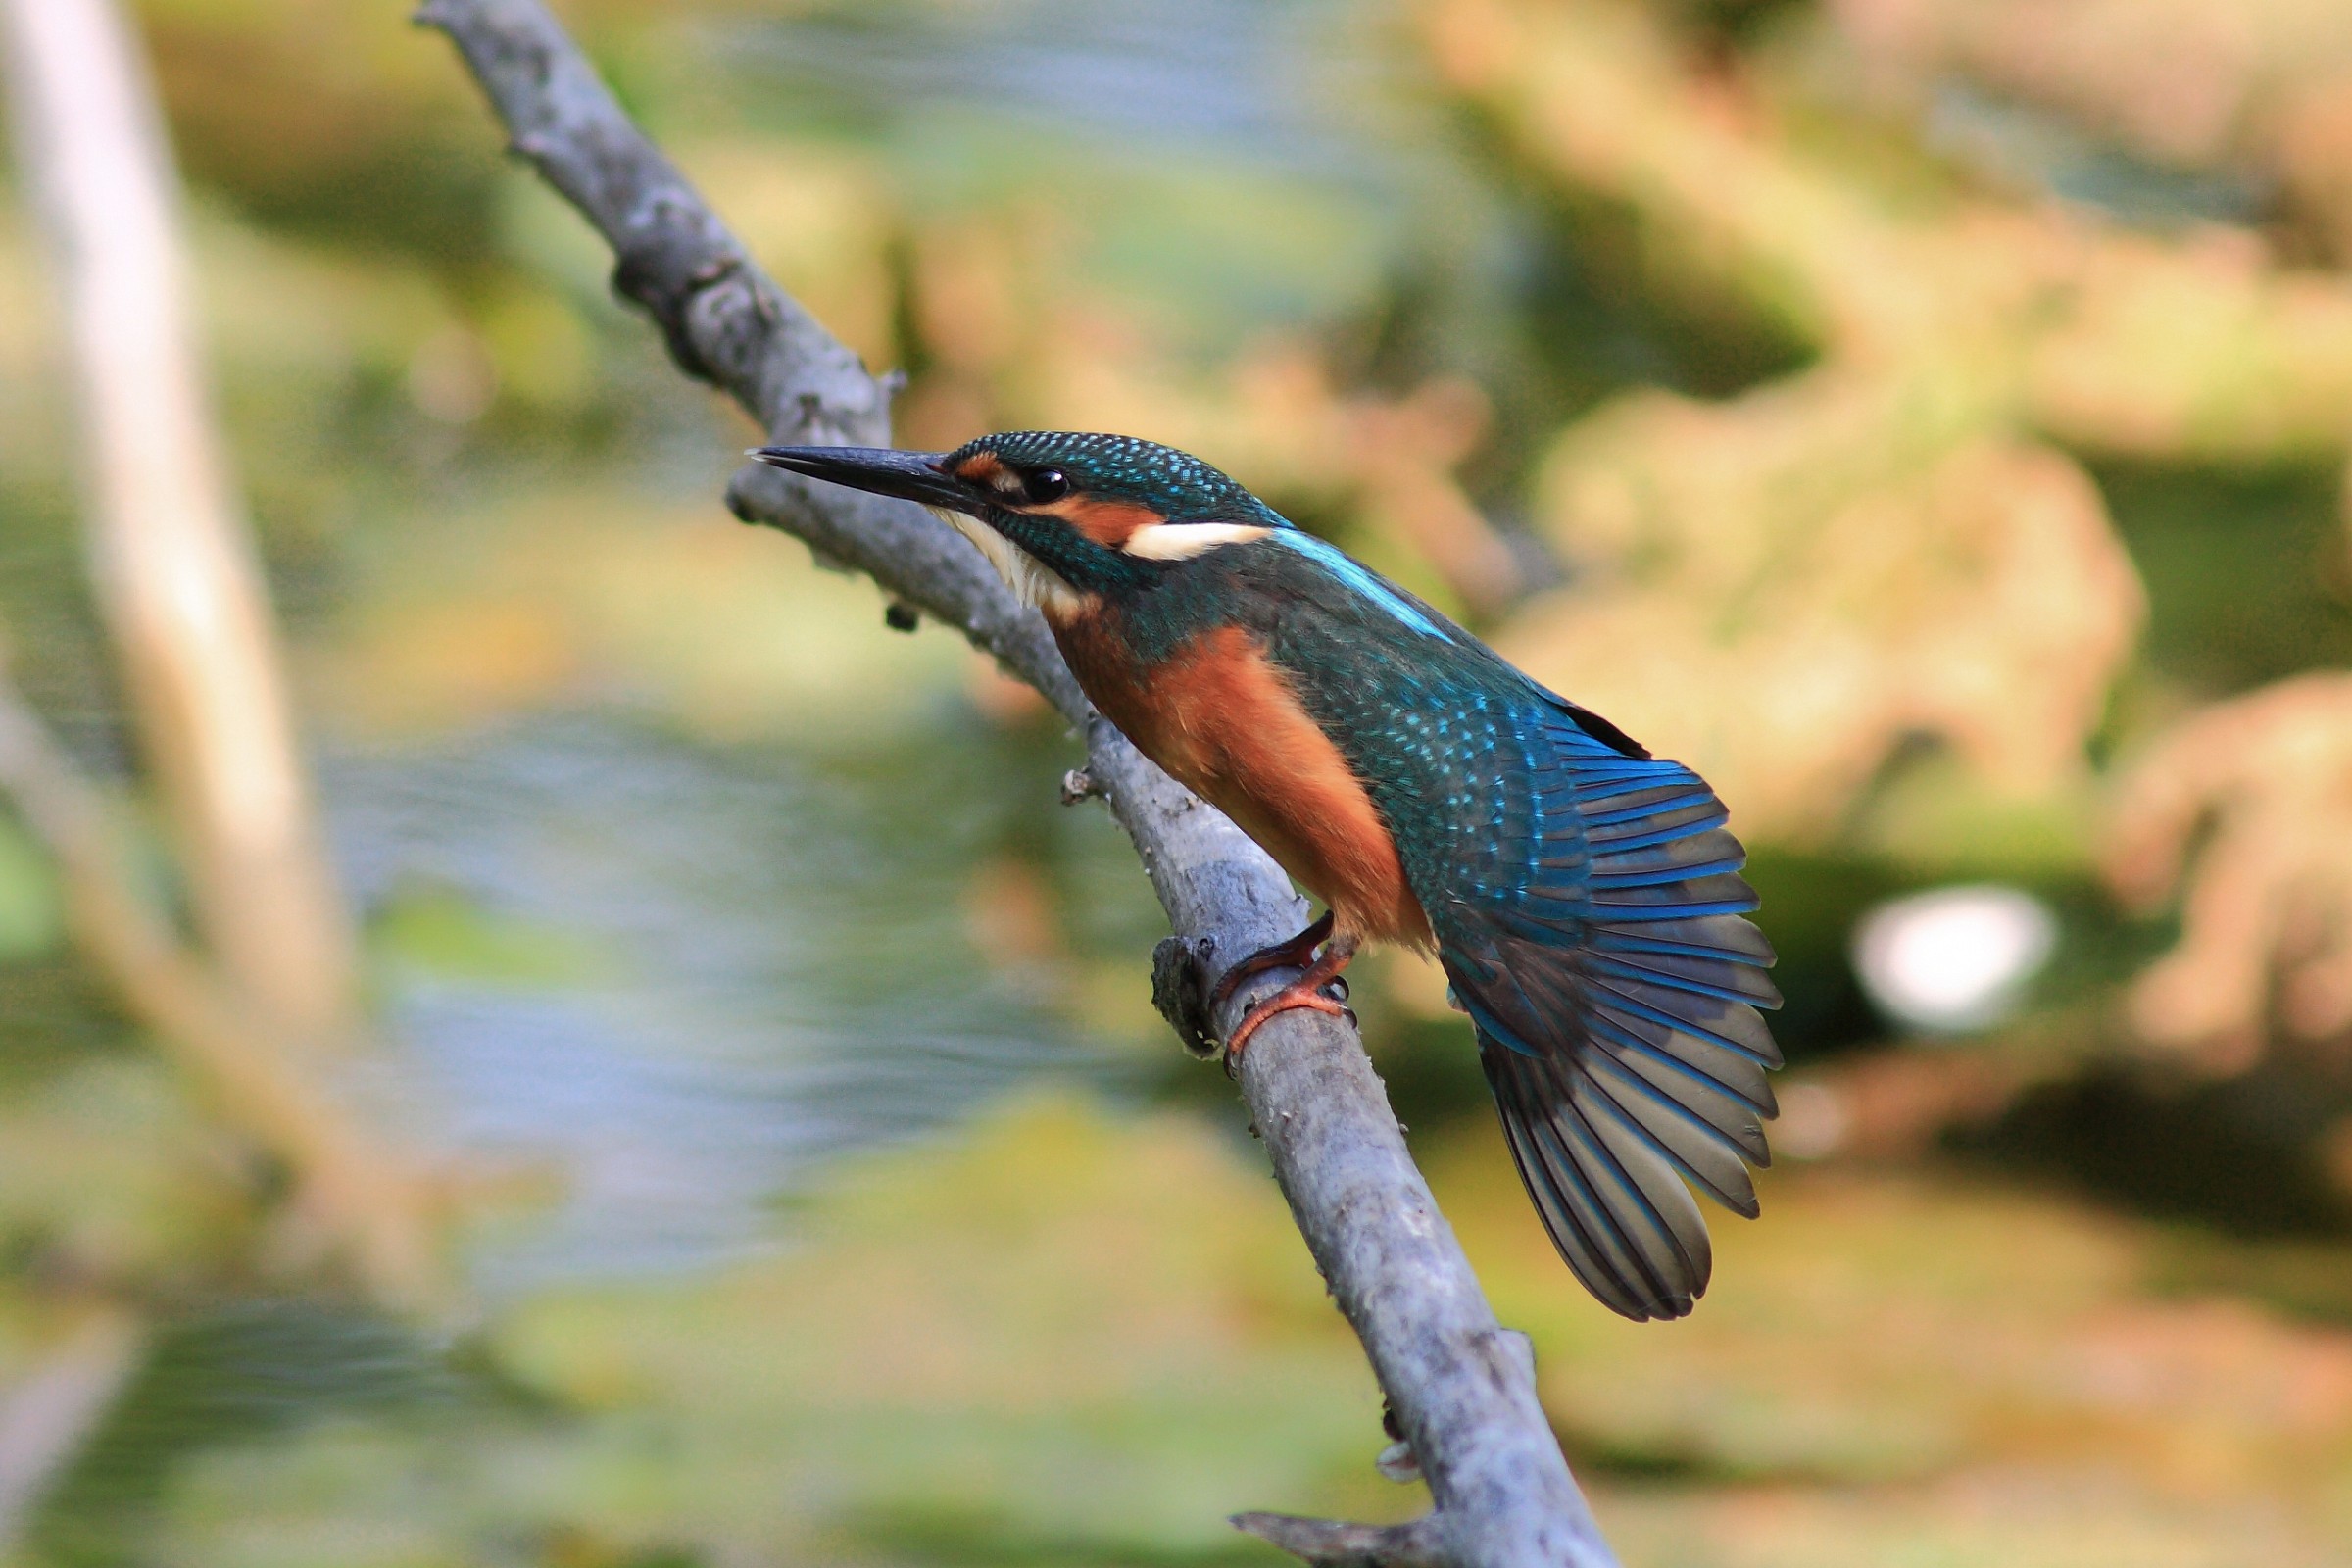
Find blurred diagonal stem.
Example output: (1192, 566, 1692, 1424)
(0, 1301, 144, 1552)
(0, 661, 441, 1307)
(0, 0, 439, 1312)
(421, 2, 1619, 1564)
(0, 0, 357, 1040)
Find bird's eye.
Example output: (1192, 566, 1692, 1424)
(1025, 468, 1070, 504)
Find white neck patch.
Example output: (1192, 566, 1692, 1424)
(1121, 521, 1273, 561)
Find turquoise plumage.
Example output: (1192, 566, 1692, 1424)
(755, 431, 1782, 1320)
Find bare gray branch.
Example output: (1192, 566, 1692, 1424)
(419, 4, 1620, 1562)
(1234, 1510, 1449, 1568)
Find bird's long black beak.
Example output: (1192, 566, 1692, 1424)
(750, 445, 978, 514)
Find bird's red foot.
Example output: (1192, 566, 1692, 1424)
(1221, 931, 1358, 1074)
(1224, 983, 1351, 1066)
(1208, 910, 1335, 1016)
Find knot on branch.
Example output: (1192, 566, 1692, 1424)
(1231, 1512, 1446, 1568)
(612, 244, 754, 386)
(1151, 935, 1218, 1058)
(776, 386, 887, 448)
(1377, 1399, 1423, 1483)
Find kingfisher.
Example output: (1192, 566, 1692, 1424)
(754, 431, 1780, 1321)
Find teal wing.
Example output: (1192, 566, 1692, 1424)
(1235, 536, 1781, 1319)
(1430, 701, 1781, 1321)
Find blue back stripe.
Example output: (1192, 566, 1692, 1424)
(1272, 532, 1448, 640)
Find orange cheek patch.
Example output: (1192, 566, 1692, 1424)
(952, 453, 1008, 489)
(1036, 496, 1164, 548)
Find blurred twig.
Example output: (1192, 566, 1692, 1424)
(0, 0, 357, 1039)
(421, 3, 1616, 1563)
(2104, 674, 2352, 1069)
(0, 1302, 143, 1553)
(1235, 1511, 1447, 1568)
(1428, 0, 2352, 463)
(0, 664, 442, 1308)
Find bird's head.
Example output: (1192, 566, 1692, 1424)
(753, 431, 1284, 613)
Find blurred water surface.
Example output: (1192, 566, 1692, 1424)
(328, 714, 1140, 1290)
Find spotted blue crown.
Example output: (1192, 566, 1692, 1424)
(952, 431, 1292, 529)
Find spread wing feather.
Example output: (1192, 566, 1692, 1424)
(1435, 706, 1782, 1322)
(1236, 540, 1779, 1321)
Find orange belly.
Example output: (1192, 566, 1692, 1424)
(1054, 613, 1432, 951)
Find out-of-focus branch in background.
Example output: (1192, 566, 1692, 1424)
(2105, 674, 2352, 1071)
(0, 1301, 143, 1555)
(0, 658, 440, 1307)
(0, 0, 445, 1313)
(0, 0, 356, 1041)
(1828, 0, 2352, 266)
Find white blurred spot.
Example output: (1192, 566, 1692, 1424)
(1851, 884, 2058, 1035)
(1774, 1082, 1851, 1160)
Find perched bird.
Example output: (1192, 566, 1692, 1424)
(754, 431, 1781, 1321)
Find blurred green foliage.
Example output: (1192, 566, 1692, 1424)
(0, 813, 62, 963)
(371, 882, 624, 990)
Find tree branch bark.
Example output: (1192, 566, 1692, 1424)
(419, 5, 1618, 1563)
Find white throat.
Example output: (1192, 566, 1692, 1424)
(934, 509, 1086, 617)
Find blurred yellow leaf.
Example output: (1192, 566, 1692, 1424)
(1510, 375, 2142, 838)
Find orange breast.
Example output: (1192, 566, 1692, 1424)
(1054, 614, 1432, 951)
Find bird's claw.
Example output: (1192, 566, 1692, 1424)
(1221, 982, 1354, 1077)
(1208, 912, 1336, 1016)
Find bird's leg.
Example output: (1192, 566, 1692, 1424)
(1222, 931, 1360, 1070)
(1208, 910, 1335, 1015)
